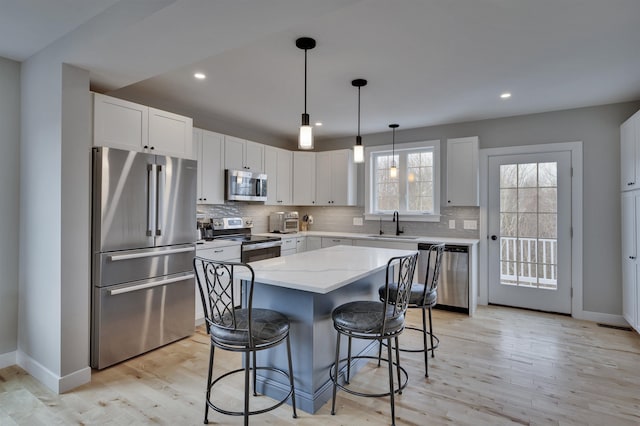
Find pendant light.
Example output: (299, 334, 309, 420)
(352, 79, 367, 163)
(296, 37, 316, 150)
(389, 124, 399, 178)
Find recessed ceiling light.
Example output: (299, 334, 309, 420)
(500, 92, 512, 99)
(315, 122, 323, 126)
(194, 72, 206, 80)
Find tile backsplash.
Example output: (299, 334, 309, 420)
(197, 203, 480, 238)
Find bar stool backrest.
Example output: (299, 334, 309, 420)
(381, 252, 419, 330)
(422, 244, 445, 302)
(193, 257, 255, 345)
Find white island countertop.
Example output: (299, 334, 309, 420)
(243, 245, 417, 294)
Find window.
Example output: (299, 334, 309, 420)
(365, 140, 440, 222)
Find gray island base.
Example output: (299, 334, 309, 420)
(239, 245, 418, 414)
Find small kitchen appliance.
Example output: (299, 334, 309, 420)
(269, 211, 299, 233)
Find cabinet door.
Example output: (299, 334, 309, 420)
(316, 152, 333, 205)
(193, 128, 203, 200)
(93, 93, 147, 151)
(621, 117, 637, 191)
(264, 146, 278, 205)
(224, 136, 245, 171)
(622, 192, 638, 329)
(446, 136, 479, 206)
(244, 140, 264, 172)
(293, 152, 316, 205)
(295, 237, 306, 253)
(276, 149, 292, 205)
(330, 150, 356, 206)
(200, 130, 225, 204)
(148, 107, 193, 158)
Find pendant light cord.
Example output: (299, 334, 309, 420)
(357, 86, 361, 137)
(304, 48, 308, 115)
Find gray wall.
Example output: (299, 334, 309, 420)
(321, 101, 640, 315)
(0, 57, 20, 358)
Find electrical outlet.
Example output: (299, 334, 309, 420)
(463, 220, 478, 230)
(448, 220, 456, 229)
(353, 217, 363, 226)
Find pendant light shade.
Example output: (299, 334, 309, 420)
(389, 124, 399, 178)
(296, 37, 316, 150)
(352, 79, 367, 163)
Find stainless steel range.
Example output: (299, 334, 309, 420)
(209, 217, 282, 263)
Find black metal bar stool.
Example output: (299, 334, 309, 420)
(330, 252, 418, 426)
(193, 257, 297, 425)
(378, 243, 445, 377)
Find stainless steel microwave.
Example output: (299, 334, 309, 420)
(225, 169, 267, 202)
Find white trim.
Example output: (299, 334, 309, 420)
(579, 311, 631, 328)
(16, 350, 91, 394)
(0, 351, 17, 369)
(479, 141, 584, 319)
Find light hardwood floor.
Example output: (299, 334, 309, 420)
(1, 306, 640, 425)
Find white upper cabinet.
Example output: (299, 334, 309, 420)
(446, 136, 479, 206)
(193, 128, 225, 205)
(316, 149, 357, 206)
(224, 135, 264, 172)
(292, 151, 317, 205)
(264, 146, 292, 205)
(148, 107, 193, 158)
(621, 110, 640, 191)
(93, 93, 192, 158)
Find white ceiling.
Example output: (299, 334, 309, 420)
(3, 0, 640, 143)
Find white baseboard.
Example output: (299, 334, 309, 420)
(576, 310, 631, 328)
(16, 351, 91, 394)
(0, 351, 17, 369)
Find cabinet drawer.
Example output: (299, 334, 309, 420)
(281, 237, 296, 251)
(321, 237, 353, 248)
(197, 245, 241, 262)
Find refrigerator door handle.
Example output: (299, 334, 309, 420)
(109, 247, 195, 262)
(156, 164, 164, 236)
(108, 273, 195, 296)
(147, 163, 157, 236)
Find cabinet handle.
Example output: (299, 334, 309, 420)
(448, 200, 451, 203)
(214, 249, 223, 253)
(203, 198, 207, 201)
(628, 182, 635, 186)
(144, 145, 149, 149)
(630, 256, 636, 260)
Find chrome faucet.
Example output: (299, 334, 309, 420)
(392, 211, 403, 236)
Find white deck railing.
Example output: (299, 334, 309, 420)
(500, 237, 557, 289)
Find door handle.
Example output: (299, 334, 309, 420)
(147, 163, 156, 236)
(491, 235, 498, 240)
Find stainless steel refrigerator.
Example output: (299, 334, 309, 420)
(91, 146, 197, 369)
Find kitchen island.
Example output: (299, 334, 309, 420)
(240, 245, 417, 414)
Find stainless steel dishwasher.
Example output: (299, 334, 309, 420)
(418, 243, 469, 313)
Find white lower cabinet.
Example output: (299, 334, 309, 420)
(621, 190, 640, 332)
(195, 243, 241, 323)
(281, 236, 307, 256)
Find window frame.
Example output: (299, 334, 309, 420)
(364, 140, 441, 222)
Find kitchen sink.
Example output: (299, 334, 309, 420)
(367, 235, 418, 240)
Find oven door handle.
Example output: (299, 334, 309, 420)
(242, 242, 282, 252)
(109, 273, 195, 296)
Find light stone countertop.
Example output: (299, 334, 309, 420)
(256, 230, 479, 246)
(239, 245, 418, 294)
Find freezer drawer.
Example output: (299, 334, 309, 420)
(91, 272, 195, 369)
(94, 244, 194, 287)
